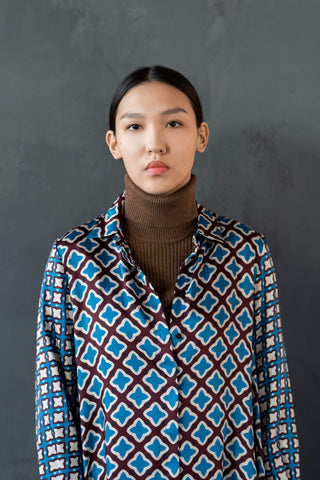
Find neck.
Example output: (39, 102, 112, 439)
(123, 174, 198, 231)
(121, 173, 199, 321)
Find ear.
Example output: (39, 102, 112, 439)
(106, 130, 122, 159)
(196, 122, 209, 153)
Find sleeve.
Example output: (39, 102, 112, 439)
(253, 237, 300, 480)
(35, 242, 84, 480)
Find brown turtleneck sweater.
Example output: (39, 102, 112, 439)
(122, 174, 198, 322)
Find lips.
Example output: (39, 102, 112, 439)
(146, 161, 169, 176)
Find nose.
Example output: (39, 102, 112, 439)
(147, 145, 167, 154)
(145, 126, 167, 155)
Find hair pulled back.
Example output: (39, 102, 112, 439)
(108, 65, 203, 132)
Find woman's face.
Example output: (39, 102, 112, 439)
(106, 81, 209, 195)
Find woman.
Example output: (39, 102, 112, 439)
(35, 66, 300, 480)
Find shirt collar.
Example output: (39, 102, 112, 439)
(196, 203, 228, 245)
(86, 194, 228, 245)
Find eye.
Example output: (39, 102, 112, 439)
(127, 124, 141, 131)
(167, 120, 182, 128)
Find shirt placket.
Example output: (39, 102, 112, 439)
(117, 238, 183, 478)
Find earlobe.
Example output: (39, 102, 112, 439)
(106, 130, 122, 159)
(196, 122, 209, 153)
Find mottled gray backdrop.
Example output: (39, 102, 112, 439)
(1, 1, 319, 478)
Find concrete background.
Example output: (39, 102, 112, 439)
(1, 0, 319, 478)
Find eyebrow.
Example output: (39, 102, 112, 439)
(120, 107, 188, 120)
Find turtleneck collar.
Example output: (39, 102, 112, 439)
(123, 174, 198, 229)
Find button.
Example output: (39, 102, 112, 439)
(176, 333, 183, 339)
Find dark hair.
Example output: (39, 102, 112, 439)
(108, 65, 203, 132)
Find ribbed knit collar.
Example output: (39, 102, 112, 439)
(123, 174, 198, 226)
(122, 174, 198, 241)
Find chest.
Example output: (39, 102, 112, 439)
(60, 238, 256, 397)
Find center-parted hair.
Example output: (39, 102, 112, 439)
(108, 65, 204, 132)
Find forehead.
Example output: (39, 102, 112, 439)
(116, 81, 194, 117)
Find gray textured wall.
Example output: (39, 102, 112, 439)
(1, 1, 319, 478)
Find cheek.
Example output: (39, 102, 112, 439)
(118, 137, 142, 154)
(175, 139, 198, 156)
(170, 129, 198, 147)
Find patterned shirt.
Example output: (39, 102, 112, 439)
(35, 194, 300, 480)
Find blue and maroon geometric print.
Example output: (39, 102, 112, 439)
(35, 195, 300, 480)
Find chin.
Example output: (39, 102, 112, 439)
(145, 187, 171, 196)
(138, 179, 173, 196)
